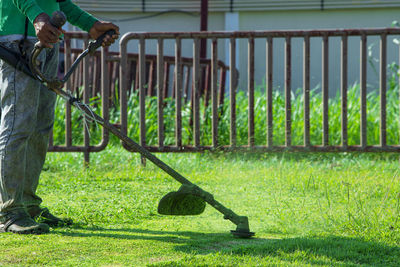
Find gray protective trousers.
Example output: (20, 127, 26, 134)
(0, 40, 59, 215)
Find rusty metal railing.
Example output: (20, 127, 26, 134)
(120, 28, 400, 153)
(58, 35, 230, 104)
(48, 32, 231, 162)
(50, 28, 400, 162)
(48, 32, 110, 163)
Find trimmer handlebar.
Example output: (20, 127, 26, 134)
(29, 11, 67, 89)
(30, 11, 115, 90)
(88, 30, 116, 54)
(50, 10, 67, 29)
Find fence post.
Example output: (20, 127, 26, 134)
(175, 38, 182, 148)
(83, 37, 90, 165)
(322, 35, 329, 147)
(248, 37, 255, 147)
(157, 38, 165, 149)
(266, 37, 273, 148)
(360, 34, 367, 149)
(193, 38, 201, 147)
(341, 35, 348, 149)
(285, 36, 292, 147)
(212, 38, 219, 148)
(230, 38, 237, 148)
(380, 33, 387, 147)
(303, 35, 310, 148)
(139, 37, 147, 165)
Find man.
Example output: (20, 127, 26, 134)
(0, 0, 119, 234)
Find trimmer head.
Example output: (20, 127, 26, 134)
(231, 230, 255, 238)
(158, 189, 206, 216)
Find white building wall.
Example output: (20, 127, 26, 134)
(71, 11, 225, 57)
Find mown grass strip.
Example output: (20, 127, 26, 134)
(0, 150, 399, 266)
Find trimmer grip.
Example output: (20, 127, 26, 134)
(49, 11, 67, 29)
(88, 30, 116, 54)
(33, 11, 66, 50)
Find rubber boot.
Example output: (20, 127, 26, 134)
(28, 206, 72, 227)
(0, 210, 49, 234)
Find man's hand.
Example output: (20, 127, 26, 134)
(33, 13, 65, 48)
(89, 21, 120, 47)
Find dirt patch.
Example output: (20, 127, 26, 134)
(0, 257, 23, 265)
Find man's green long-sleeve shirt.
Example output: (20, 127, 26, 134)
(0, 0, 97, 37)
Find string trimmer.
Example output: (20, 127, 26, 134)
(12, 11, 255, 238)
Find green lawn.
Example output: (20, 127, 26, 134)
(0, 148, 399, 266)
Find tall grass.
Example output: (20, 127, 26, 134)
(53, 64, 400, 147)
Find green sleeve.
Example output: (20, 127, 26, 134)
(60, 0, 98, 32)
(12, 0, 44, 24)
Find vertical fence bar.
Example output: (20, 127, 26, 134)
(341, 35, 348, 148)
(266, 37, 273, 147)
(101, 46, 110, 148)
(248, 37, 255, 147)
(285, 36, 292, 147)
(74, 57, 81, 91)
(380, 33, 387, 147)
(135, 61, 139, 91)
(172, 66, 176, 99)
(184, 66, 190, 102)
(147, 60, 155, 96)
(163, 63, 170, 99)
(360, 34, 367, 148)
(230, 38, 237, 147)
(157, 38, 165, 148)
(93, 55, 100, 96)
(219, 69, 226, 107)
(64, 37, 72, 147)
(204, 65, 211, 108)
(139, 37, 146, 147)
(120, 41, 128, 140)
(83, 38, 90, 164)
(193, 38, 201, 147)
(211, 38, 218, 148)
(303, 35, 311, 147)
(175, 38, 182, 147)
(322, 35, 329, 146)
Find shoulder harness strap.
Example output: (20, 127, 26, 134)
(18, 18, 29, 58)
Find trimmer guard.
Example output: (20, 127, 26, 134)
(158, 185, 206, 215)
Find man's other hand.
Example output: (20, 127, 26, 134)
(89, 21, 120, 47)
(33, 13, 64, 48)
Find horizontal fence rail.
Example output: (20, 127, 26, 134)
(49, 28, 400, 162)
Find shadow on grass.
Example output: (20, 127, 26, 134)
(53, 226, 400, 266)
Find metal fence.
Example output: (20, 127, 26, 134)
(49, 28, 400, 162)
(48, 32, 109, 163)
